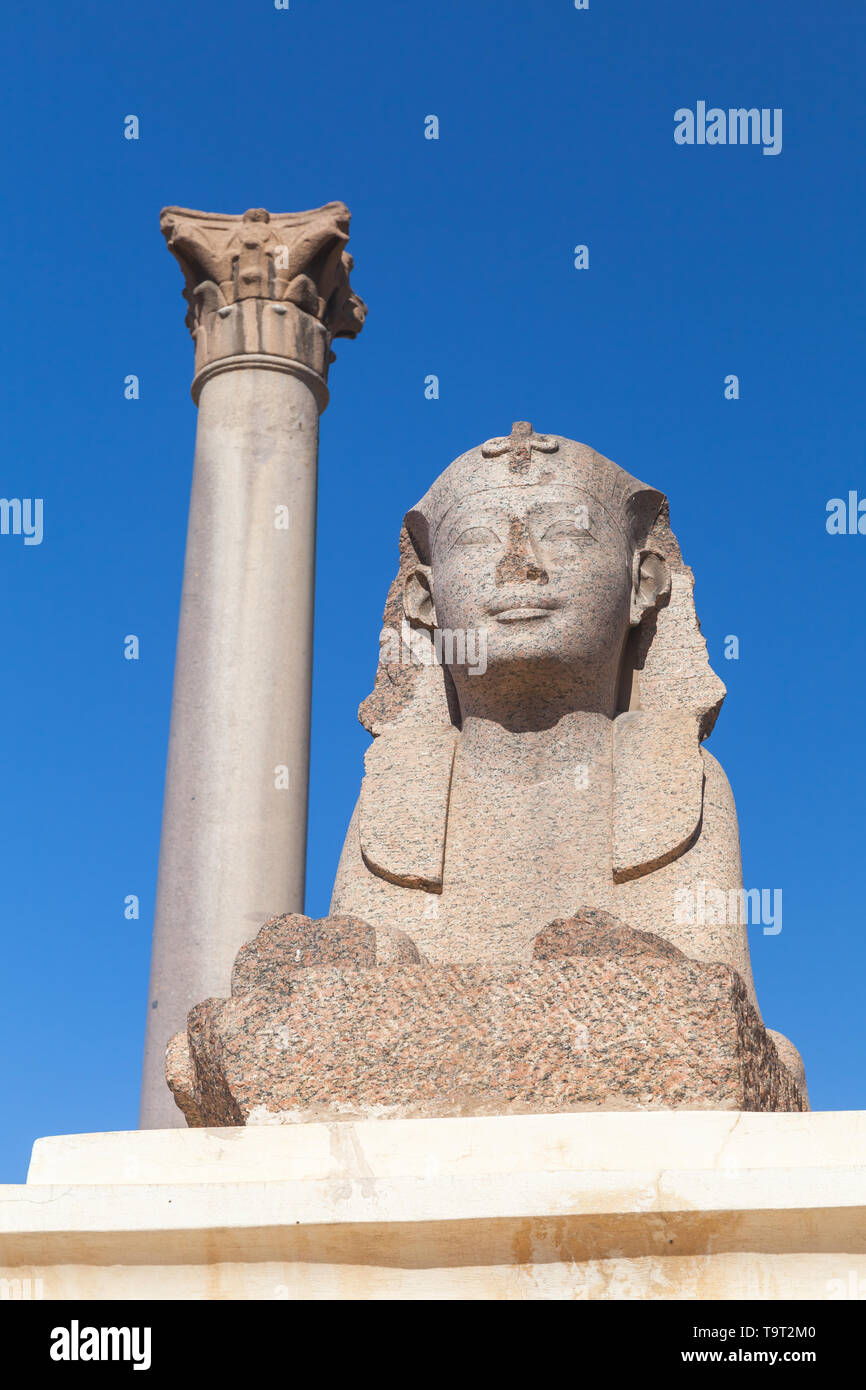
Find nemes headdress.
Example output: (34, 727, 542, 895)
(405, 422, 663, 563)
(355, 426, 725, 888)
(361, 424, 724, 739)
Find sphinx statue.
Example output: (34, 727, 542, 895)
(167, 422, 807, 1124)
(332, 423, 803, 1078)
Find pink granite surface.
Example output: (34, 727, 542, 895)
(166, 913, 807, 1126)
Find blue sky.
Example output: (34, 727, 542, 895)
(1, 0, 863, 1179)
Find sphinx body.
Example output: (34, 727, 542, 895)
(333, 721, 751, 989)
(331, 424, 799, 1074)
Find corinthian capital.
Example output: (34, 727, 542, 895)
(161, 203, 367, 404)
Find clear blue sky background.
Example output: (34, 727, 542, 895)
(1, 0, 863, 1180)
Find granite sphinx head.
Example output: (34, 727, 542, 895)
(362, 423, 725, 739)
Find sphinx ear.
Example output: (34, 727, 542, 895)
(403, 564, 437, 630)
(630, 550, 671, 628)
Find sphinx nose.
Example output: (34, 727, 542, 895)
(495, 518, 549, 587)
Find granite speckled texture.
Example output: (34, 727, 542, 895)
(231, 912, 420, 996)
(358, 727, 459, 891)
(531, 907, 687, 961)
(166, 912, 807, 1126)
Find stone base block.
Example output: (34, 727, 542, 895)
(167, 940, 806, 1124)
(1, 1111, 865, 1300)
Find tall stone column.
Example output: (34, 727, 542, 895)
(140, 204, 366, 1128)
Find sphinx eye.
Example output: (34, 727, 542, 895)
(540, 519, 595, 544)
(452, 526, 501, 547)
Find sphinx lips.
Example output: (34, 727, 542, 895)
(488, 596, 563, 623)
(494, 607, 557, 622)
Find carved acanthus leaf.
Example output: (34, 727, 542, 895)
(160, 203, 367, 339)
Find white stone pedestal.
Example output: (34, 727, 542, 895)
(2, 1111, 865, 1300)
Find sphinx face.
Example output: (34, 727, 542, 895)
(429, 484, 634, 682)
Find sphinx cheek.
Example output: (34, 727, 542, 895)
(431, 558, 488, 632)
(568, 562, 633, 656)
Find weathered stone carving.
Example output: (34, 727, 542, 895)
(338, 427, 749, 973)
(160, 203, 366, 396)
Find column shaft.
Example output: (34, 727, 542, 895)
(140, 368, 319, 1126)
